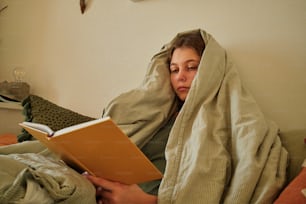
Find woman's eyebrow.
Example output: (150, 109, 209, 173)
(186, 59, 200, 63)
(170, 59, 199, 66)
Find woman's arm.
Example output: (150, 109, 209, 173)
(84, 174, 157, 204)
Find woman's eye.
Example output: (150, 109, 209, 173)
(170, 68, 179, 73)
(187, 66, 198, 71)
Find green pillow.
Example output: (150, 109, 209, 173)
(18, 95, 95, 142)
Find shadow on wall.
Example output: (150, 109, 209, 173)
(279, 129, 306, 182)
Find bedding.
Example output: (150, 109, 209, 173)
(0, 29, 289, 203)
(0, 141, 96, 204)
(103, 29, 288, 203)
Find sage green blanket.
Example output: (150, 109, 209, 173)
(0, 29, 287, 203)
(103, 29, 288, 203)
(0, 141, 96, 204)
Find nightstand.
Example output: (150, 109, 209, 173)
(0, 102, 24, 135)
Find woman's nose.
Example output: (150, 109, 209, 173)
(177, 70, 187, 81)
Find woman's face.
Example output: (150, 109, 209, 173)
(169, 47, 200, 101)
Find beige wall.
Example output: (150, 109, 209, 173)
(0, 0, 305, 133)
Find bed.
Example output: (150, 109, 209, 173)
(1, 29, 305, 203)
(0, 97, 305, 203)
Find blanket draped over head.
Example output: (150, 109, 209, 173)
(0, 29, 288, 204)
(103, 29, 288, 203)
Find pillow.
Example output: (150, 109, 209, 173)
(274, 160, 306, 204)
(18, 95, 95, 142)
(0, 133, 17, 146)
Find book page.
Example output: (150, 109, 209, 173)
(53, 117, 110, 137)
(22, 121, 54, 136)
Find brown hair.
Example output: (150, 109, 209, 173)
(168, 31, 205, 64)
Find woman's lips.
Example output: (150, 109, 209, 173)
(177, 86, 189, 92)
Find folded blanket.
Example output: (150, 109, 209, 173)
(0, 141, 96, 204)
(103, 29, 288, 203)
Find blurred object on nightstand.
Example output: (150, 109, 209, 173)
(0, 81, 30, 102)
(0, 67, 28, 135)
(0, 67, 30, 102)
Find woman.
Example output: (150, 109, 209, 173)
(85, 29, 287, 204)
(84, 31, 206, 204)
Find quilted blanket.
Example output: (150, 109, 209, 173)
(103, 29, 288, 203)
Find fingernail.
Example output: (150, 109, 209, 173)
(82, 171, 89, 176)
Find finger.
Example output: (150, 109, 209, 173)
(85, 175, 115, 191)
(96, 188, 112, 204)
(100, 190, 113, 201)
(96, 186, 103, 195)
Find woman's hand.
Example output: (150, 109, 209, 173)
(83, 174, 157, 204)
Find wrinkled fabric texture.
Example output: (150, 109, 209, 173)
(0, 141, 96, 204)
(103, 29, 288, 203)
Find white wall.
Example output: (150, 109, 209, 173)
(0, 0, 305, 133)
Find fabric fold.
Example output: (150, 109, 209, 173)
(102, 48, 177, 147)
(0, 141, 96, 204)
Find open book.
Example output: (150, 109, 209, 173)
(19, 117, 163, 184)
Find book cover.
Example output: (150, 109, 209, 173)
(19, 117, 163, 184)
